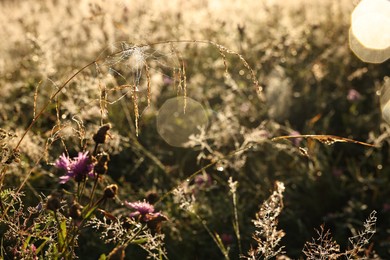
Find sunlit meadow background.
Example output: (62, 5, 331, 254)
(1, 0, 390, 259)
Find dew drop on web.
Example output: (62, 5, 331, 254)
(216, 162, 224, 172)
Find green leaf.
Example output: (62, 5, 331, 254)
(35, 237, 50, 255)
(82, 205, 99, 220)
(84, 207, 96, 219)
(58, 219, 67, 248)
(23, 235, 32, 250)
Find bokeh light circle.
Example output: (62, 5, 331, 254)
(352, 14, 390, 50)
(349, 0, 390, 63)
(157, 97, 209, 147)
(349, 29, 390, 64)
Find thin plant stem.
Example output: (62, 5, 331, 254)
(156, 144, 254, 205)
(92, 143, 99, 156)
(76, 182, 86, 203)
(231, 186, 242, 255)
(88, 143, 100, 205)
(76, 183, 80, 201)
(88, 175, 99, 207)
(193, 212, 229, 260)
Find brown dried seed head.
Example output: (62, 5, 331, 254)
(94, 163, 108, 175)
(93, 123, 111, 144)
(104, 184, 118, 199)
(69, 202, 83, 219)
(146, 191, 159, 204)
(96, 152, 110, 163)
(46, 194, 61, 212)
(94, 152, 110, 175)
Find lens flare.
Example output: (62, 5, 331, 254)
(156, 97, 209, 147)
(349, 0, 390, 63)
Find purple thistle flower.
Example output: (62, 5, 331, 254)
(125, 200, 155, 220)
(55, 152, 94, 184)
(55, 154, 71, 171)
(124, 200, 168, 232)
